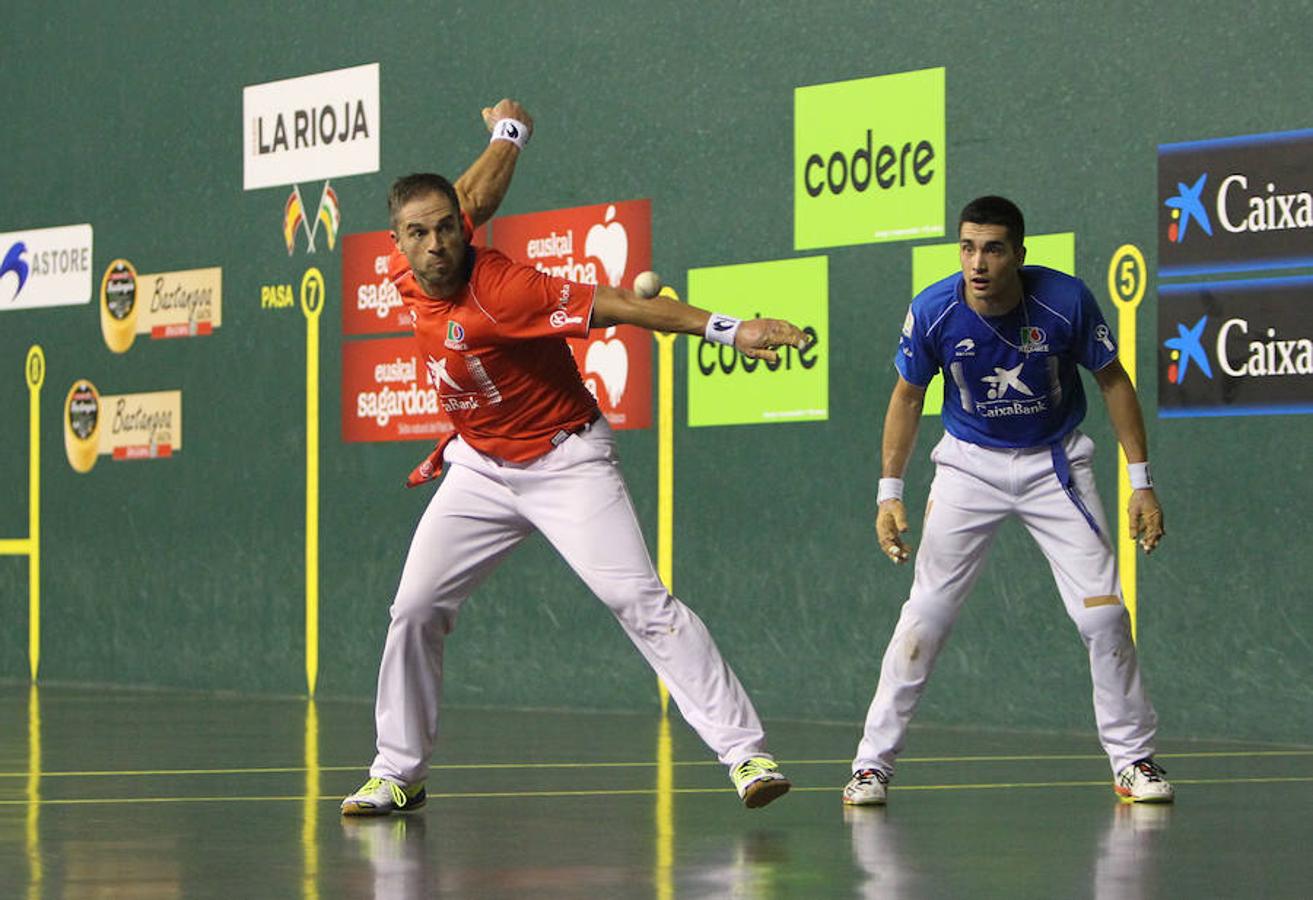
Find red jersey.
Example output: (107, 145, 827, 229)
(391, 244, 599, 466)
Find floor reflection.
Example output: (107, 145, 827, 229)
(845, 805, 919, 899)
(340, 815, 431, 899)
(1093, 802, 1172, 900)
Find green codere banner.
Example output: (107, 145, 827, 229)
(687, 256, 828, 427)
(795, 67, 945, 250)
(910, 233, 1076, 415)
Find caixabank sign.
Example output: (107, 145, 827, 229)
(1159, 128, 1313, 277)
(1158, 275, 1313, 417)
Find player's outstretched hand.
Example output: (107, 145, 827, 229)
(481, 99, 533, 138)
(876, 499, 912, 564)
(1128, 488, 1165, 554)
(734, 318, 811, 362)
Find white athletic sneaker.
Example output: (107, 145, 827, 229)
(842, 768, 890, 806)
(341, 776, 427, 816)
(729, 757, 791, 809)
(1114, 758, 1175, 803)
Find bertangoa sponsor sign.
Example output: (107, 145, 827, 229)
(491, 200, 653, 429)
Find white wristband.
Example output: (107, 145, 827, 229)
(490, 118, 530, 149)
(877, 478, 905, 503)
(1128, 462, 1153, 490)
(705, 313, 741, 346)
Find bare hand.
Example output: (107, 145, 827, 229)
(1128, 488, 1165, 554)
(481, 99, 533, 137)
(733, 318, 811, 363)
(876, 499, 912, 564)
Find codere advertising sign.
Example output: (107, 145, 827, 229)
(795, 68, 945, 250)
(686, 256, 827, 426)
(491, 200, 653, 429)
(63, 380, 182, 473)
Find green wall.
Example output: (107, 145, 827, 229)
(2, 1, 1311, 745)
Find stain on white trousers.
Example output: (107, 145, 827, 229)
(854, 430, 1159, 776)
(371, 418, 770, 783)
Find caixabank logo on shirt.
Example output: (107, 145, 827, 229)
(794, 68, 944, 251)
(687, 256, 827, 427)
(1158, 128, 1313, 277)
(1158, 275, 1313, 417)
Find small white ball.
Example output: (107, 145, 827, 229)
(634, 271, 662, 298)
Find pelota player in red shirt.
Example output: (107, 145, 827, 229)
(342, 100, 810, 815)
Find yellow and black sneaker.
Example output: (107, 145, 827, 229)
(341, 776, 427, 816)
(730, 757, 791, 809)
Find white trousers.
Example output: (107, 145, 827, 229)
(370, 419, 770, 784)
(854, 430, 1159, 776)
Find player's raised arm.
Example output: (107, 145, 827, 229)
(591, 284, 809, 364)
(452, 98, 533, 228)
(1094, 359, 1165, 554)
(875, 376, 926, 564)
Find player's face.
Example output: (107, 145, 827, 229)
(959, 222, 1025, 311)
(392, 191, 467, 297)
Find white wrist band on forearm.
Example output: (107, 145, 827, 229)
(877, 478, 905, 503)
(490, 118, 530, 149)
(704, 313, 741, 346)
(1128, 462, 1153, 490)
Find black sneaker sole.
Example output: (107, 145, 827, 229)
(743, 778, 791, 809)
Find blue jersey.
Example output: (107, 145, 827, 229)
(896, 266, 1118, 449)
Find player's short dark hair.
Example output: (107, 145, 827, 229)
(958, 195, 1025, 249)
(388, 173, 460, 228)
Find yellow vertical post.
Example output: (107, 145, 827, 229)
(27, 346, 45, 682)
(26, 683, 42, 900)
(302, 698, 320, 900)
(301, 269, 325, 695)
(1107, 245, 1146, 640)
(654, 713, 674, 900)
(654, 286, 681, 716)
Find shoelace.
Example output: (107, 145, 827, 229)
(853, 768, 889, 786)
(1132, 760, 1167, 782)
(360, 777, 412, 806)
(733, 758, 778, 781)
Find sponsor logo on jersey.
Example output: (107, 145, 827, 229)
(243, 63, 380, 191)
(1019, 326, 1049, 353)
(794, 68, 945, 250)
(1094, 323, 1117, 354)
(973, 363, 1047, 418)
(954, 337, 975, 356)
(902, 308, 915, 338)
(549, 309, 583, 328)
(444, 320, 467, 350)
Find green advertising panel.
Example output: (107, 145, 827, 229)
(910, 232, 1075, 415)
(687, 256, 828, 427)
(795, 67, 945, 251)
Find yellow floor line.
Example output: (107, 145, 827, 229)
(1, 748, 1309, 780)
(2, 775, 1311, 807)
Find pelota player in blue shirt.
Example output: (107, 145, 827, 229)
(843, 196, 1174, 806)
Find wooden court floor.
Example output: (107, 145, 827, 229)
(1, 685, 1310, 899)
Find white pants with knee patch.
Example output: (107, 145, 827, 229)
(853, 430, 1159, 776)
(370, 418, 769, 784)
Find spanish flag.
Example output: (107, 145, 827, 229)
(316, 183, 341, 251)
(283, 186, 305, 255)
